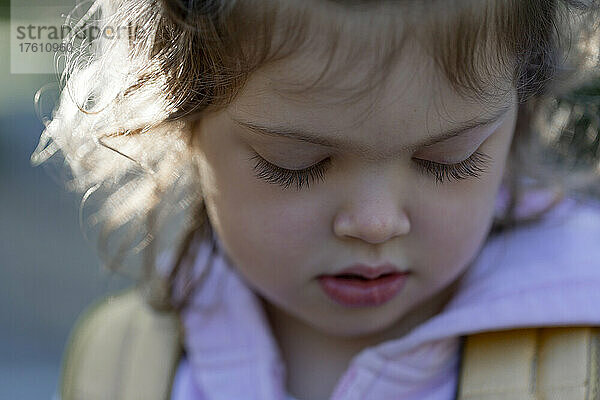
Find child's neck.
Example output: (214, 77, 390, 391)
(261, 280, 460, 400)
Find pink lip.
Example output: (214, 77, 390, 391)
(317, 263, 410, 307)
(332, 263, 403, 279)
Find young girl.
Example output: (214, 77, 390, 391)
(32, 0, 600, 399)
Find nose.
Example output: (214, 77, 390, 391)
(333, 193, 411, 244)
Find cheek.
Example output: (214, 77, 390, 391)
(197, 134, 328, 293)
(409, 134, 512, 285)
(411, 194, 494, 282)
(222, 194, 323, 270)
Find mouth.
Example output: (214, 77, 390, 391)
(333, 272, 397, 281)
(317, 269, 410, 308)
(326, 262, 407, 279)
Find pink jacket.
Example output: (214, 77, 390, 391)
(167, 196, 600, 400)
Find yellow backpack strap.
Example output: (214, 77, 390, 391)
(457, 327, 600, 400)
(59, 286, 184, 400)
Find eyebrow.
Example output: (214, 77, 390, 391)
(231, 104, 511, 153)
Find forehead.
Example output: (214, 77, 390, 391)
(224, 0, 516, 153)
(228, 42, 514, 155)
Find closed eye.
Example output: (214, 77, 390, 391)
(248, 150, 492, 191)
(412, 151, 492, 184)
(248, 153, 332, 191)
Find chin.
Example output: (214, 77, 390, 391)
(305, 307, 408, 338)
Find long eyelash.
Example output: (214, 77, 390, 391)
(413, 150, 492, 184)
(250, 150, 491, 190)
(249, 153, 331, 190)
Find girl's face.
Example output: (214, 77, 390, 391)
(193, 41, 518, 337)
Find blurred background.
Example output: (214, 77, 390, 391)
(1, 1, 131, 399)
(1, 0, 599, 399)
